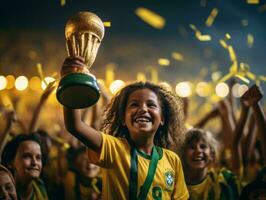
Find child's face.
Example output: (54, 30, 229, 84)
(74, 151, 100, 178)
(125, 88, 164, 141)
(0, 170, 17, 200)
(12, 141, 42, 181)
(185, 139, 212, 170)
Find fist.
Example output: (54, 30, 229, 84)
(241, 84, 263, 107)
(60, 56, 89, 77)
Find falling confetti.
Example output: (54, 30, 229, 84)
(205, 8, 219, 27)
(37, 63, 48, 86)
(60, 0, 66, 6)
(190, 24, 212, 41)
(246, 0, 259, 4)
(135, 7, 165, 29)
(158, 58, 170, 66)
(247, 34, 254, 48)
(103, 22, 111, 27)
(172, 52, 184, 61)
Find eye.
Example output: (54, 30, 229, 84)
(36, 155, 42, 161)
(200, 144, 208, 149)
(5, 183, 14, 192)
(129, 102, 138, 107)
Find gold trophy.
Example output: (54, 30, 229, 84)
(56, 11, 104, 108)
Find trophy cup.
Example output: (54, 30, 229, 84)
(56, 11, 105, 108)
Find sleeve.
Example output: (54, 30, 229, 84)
(87, 133, 129, 168)
(172, 156, 189, 200)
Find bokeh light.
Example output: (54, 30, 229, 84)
(29, 76, 42, 91)
(175, 82, 192, 97)
(215, 82, 229, 97)
(41, 77, 56, 90)
(0, 75, 7, 90)
(109, 80, 125, 95)
(5, 75, 15, 90)
(15, 76, 28, 91)
(195, 82, 211, 97)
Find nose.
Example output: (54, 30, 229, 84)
(31, 157, 38, 166)
(138, 104, 148, 113)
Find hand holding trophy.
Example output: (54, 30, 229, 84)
(56, 11, 104, 108)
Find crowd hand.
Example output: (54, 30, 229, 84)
(217, 99, 231, 117)
(241, 84, 263, 107)
(41, 81, 57, 102)
(60, 56, 87, 77)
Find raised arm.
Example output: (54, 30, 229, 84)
(231, 99, 249, 176)
(28, 81, 57, 132)
(61, 57, 103, 153)
(241, 84, 266, 161)
(194, 106, 219, 128)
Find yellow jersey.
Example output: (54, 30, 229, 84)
(88, 133, 189, 200)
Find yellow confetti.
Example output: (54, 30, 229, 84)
(205, 8, 219, 27)
(103, 21, 111, 27)
(235, 74, 250, 84)
(219, 39, 228, 49)
(172, 52, 184, 61)
(158, 58, 170, 66)
(259, 75, 266, 81)
(247, 34, 254, 48)
(37, 63, 48, 86)
(228, 46, 237, 62)
(225, 33, 231, 40)
(247, 0, 259, 4)
(135, 7, 165, 29)
(60, 0, 66, 6)
(190, 25, 211, 41)
(196, 33, 212, 41)
(189, 24, 197, 31)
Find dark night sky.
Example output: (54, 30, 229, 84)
(0, 0, 265, 90)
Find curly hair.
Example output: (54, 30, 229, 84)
(101, 81, 185, 150)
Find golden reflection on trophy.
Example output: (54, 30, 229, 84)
(57, 11, 105, 108)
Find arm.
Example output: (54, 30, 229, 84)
(28, 81, 56, 132)
(61, 57, 102, 153)
(194, 106, 219, 128)
(63, 107, 102, 153)
(231, 101, 249, 176)
(242, 84, 266, 161)
(217, 99, 236, 146)
(0, 109, 16, 148)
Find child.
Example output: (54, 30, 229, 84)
(1, 133, 48, 200)
(0, 164, 17, 200)
(181, 128, 240, 200)
(61, 57, 189, 200)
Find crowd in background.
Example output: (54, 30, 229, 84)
(0, 79, 265, 200)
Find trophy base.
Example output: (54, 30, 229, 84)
(56, 73, 100, 109)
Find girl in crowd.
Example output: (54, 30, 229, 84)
(1, 133, 48, 200)
(0, 164, 17, 200)
(181, 128, 240, 200)
(61, 57, 189, 200)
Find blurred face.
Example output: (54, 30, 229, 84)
(185, 139, 213, 171)
(125, 88, 164, 141)
(12, 141, 42, 182)
(74, 151, 100, 178)
(0, 170, 17, 200)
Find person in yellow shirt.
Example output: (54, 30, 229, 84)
(61, 57, 189, 200)
(181, 128, 240, 200)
